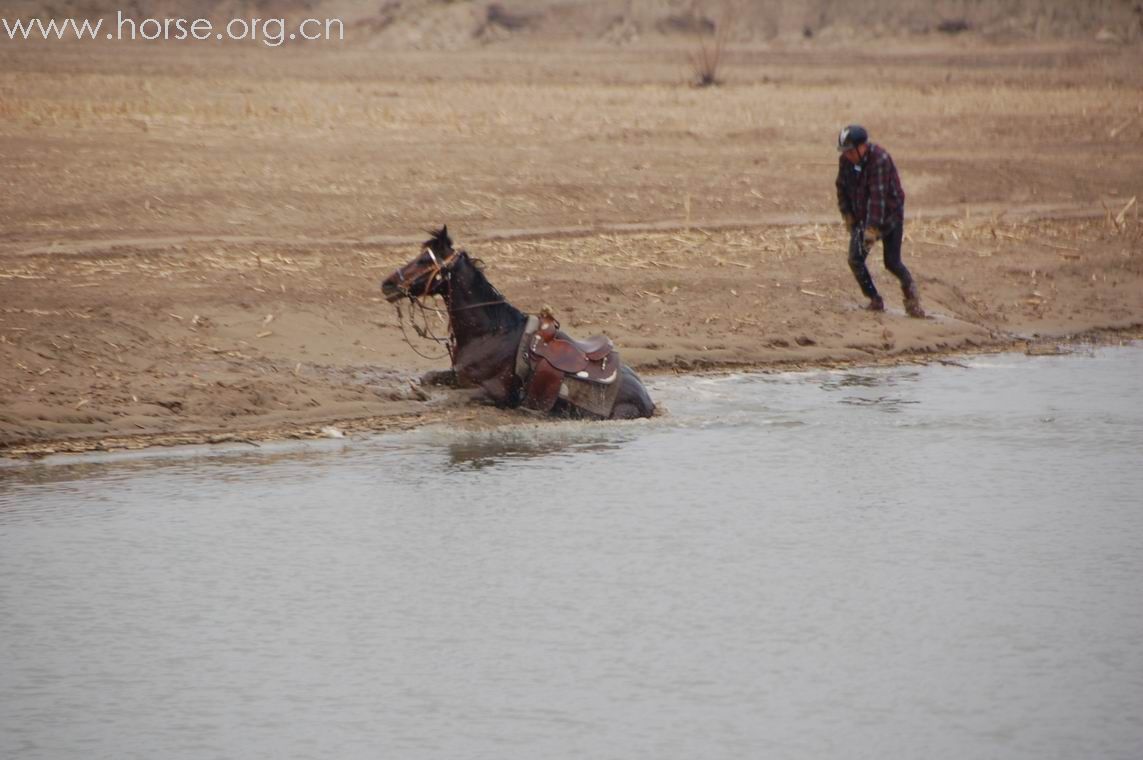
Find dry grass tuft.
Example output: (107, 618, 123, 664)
(689, 2, 737, 88)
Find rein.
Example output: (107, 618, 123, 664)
(391, 252, 508, 362)
(394, 300, 452, 361)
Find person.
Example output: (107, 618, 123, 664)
(835, 125, 924, 317)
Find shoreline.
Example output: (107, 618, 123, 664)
(4, 326, 1139, 460)
(3, 40, 1141, 459)
(3, 215, 1141, 458)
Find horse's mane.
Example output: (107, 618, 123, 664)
(450, 248, 525, 332)
(455, 251, 501, 297)
(424, 225, 452, 252)
(421, 223, 520, 325)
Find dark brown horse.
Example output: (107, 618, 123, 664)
(381, 227, 655, 420)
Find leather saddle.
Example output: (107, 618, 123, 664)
(531, 331, 615, 377)
(519, 309, 620, 414)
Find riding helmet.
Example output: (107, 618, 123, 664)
(837, 124, 868, 151)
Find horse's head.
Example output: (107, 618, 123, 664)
(381, 225, 459, 303)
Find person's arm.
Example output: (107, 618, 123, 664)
(864, 151, 888, 231)
(836, 159, 855, 226)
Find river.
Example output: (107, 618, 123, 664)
(2, 345, 1141, 759)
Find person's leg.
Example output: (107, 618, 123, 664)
(882, 223, 924, 317)
(848, 227, 883, 309)
(881, 223, 912, 288)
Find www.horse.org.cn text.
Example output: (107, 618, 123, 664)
(2, 13, 345, 47)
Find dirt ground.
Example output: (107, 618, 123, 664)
(2, 35, 1142, 455)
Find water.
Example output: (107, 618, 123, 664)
(2, 346, 1142, 760)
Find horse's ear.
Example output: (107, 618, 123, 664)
(430, 224, 452, 250)
(424, 225, 453, 252)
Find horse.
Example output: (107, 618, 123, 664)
(381, 226, 655, 420)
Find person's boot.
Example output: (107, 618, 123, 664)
(865, 295, 885, 312)
(903, 283, 925, 318)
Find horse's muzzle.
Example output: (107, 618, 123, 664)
(381, 278, 407, 303)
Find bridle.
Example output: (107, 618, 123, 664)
(389, 246, 457, 302)
(389, 246, 508, 362)
(387, 246, 457, 360)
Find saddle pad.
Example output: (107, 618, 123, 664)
(560, 365, 624, 418)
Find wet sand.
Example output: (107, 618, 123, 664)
(2, 38, 1141, 455)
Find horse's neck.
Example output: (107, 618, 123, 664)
(445, 264, 526, 360)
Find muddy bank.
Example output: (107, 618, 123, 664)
(3, 215, 1141, 457)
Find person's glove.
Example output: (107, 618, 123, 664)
(841, 211, 856, 229)
(862, 226, 881, 247)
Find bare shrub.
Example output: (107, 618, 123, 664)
(689, 2, 737, 88)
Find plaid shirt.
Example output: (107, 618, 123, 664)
(836, 143, 905, 231)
